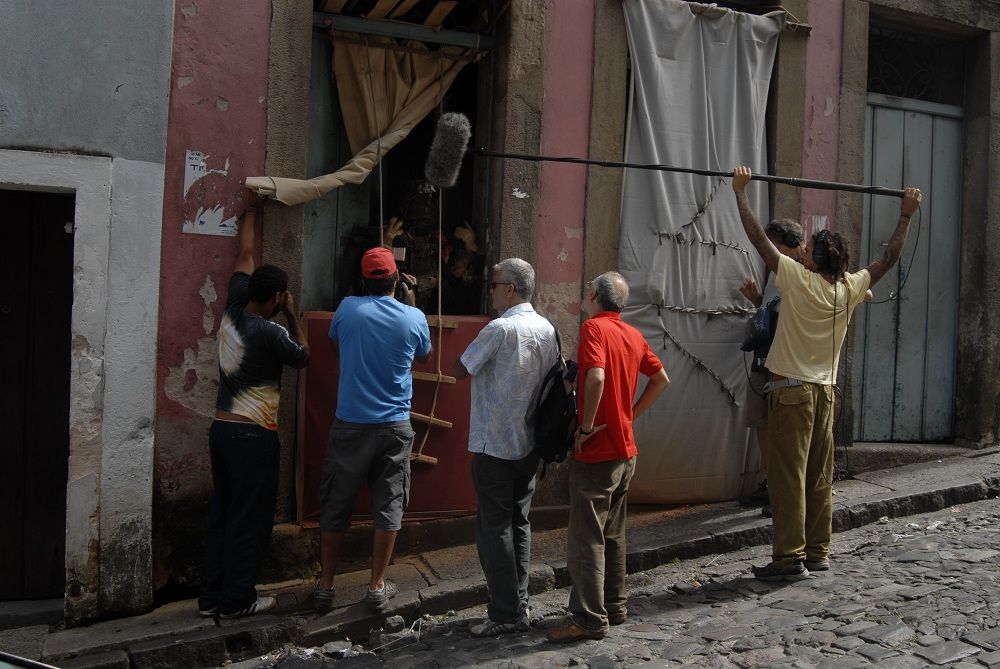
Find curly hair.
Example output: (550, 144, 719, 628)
(813, 230, 851, 281)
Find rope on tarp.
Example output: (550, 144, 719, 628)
(644, 304, 739, 405)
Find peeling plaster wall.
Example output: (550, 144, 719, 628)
(0, 2, 173, 162)
(153, 0, 270, 594)
(98, 159, 165, 615)
(535, 0, 594, 356)
(0, 2, 173, 622)
(799, 1, 844, 234)
(489, 0, 547, 268)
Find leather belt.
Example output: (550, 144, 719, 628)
(763, 377, 804, 394)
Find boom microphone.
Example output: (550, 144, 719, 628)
(425, 112, 471, 189)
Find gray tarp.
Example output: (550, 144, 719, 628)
(620, 0, 784, 503)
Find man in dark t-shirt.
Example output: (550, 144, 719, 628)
(198, 192, 309, 618)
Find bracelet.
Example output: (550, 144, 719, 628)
(580, 426, 595, 435)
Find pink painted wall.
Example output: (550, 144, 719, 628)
(799, 1, 845, 236)
(535, 0, 596, 346)
(153, 0, 270, 590)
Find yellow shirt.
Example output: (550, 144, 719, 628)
(766, 254, 871, 385)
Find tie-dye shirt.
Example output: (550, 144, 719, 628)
(215, 273, 308, 430)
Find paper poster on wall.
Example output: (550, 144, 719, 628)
(182, 150, 237, 236)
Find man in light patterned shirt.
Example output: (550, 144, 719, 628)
(454, 258, 558, 638)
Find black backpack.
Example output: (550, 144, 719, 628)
(533, 324, 578, 477)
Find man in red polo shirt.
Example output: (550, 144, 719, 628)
(548, 271, 670, 643)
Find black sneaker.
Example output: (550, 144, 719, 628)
(219, 596, 276, 618)
(739, 480, 770, 507)
(804, 559, 830, 572)
(365, 580, 398, 613)
(313, 586, 336, 614)
(752, 562, 810, 582)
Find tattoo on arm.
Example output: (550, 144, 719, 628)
(867, 214, 911, 286)
(735, 191, 779, 273)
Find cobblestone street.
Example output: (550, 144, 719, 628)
(266, 497, 1000, 668)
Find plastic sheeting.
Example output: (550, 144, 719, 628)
(620, 0, 784, 503)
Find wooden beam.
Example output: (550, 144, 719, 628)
(424, 1, 458, 27)
(412, 371, 457, 384)
(411, 452, 439, 465)
(320, 0, 351, 13)
(426, 315, 458, 329)
(388, 0, 421, 19)
(314, 12, 495, 50)
(411, 411, 453, 428)
(366, 0, 399, 20)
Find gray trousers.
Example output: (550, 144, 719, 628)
(567, 456, 636, 632)
(471, 452, 540, 624)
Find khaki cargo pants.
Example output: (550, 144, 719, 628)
(766, 381, 834, 568)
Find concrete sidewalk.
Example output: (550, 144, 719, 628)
(6, 448, 999, 669)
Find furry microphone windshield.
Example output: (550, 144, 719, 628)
(425, 112, 471, 189)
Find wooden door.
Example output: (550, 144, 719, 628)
(852, 94, 963, 442)
(0, 189, 75, 599)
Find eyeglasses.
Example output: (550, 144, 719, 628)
(489, 281, 513, 290)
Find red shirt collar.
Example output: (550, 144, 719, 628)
(591, 311, 622, 320)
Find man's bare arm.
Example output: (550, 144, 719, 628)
(453, 359, 470, 380)
(574, 367, 607, 454)
(281, 291, 310, 368)
(732, 167, 780, 274)
(632, 368, 670, 420)
(866, 187, 922, 286)
(235, 190, 261, 275)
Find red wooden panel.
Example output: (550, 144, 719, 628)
(300, 312, 489, 524)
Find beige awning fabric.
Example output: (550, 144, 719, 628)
(246, 36, 468, 206)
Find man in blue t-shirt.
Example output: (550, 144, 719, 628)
(314, 247, 432, 614)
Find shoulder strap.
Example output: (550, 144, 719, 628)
(545, 317, 563, 357)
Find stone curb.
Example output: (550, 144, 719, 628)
(46, 471, 1000, 668)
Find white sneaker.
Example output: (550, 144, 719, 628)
(219, 596, 276, 618)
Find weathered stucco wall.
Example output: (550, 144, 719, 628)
(528, 0, 596, 506)
(488, 0, 547, 269)
(0, 2, 173, 163)
(261, 1, 313, 525)
(154, 0, 270, 594)
(799, 1, 844, 235)
(955, 30, 1000, 448)
(0, 151, 165, 622)
(534, 0, 594, 354)
(0, 1, 172, 622)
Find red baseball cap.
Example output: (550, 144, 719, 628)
(361, 247, 397, 278)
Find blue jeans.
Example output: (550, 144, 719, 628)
(472, 452, 540, 624)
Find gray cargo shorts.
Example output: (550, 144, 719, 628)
(319, 419, 415, 533)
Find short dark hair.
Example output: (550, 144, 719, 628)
(363, 271, 399, 296)
(248, 265, 288, 303)
(765, 219, 803, 248)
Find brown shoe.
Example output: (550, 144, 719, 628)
(608, 612, 627, 626)
(546, 620, 605, 643)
